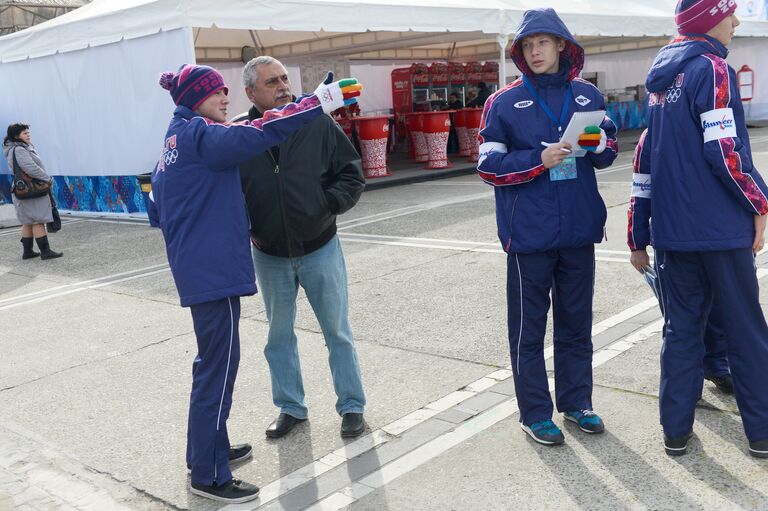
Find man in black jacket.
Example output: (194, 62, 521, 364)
(236, 57, 367, 439)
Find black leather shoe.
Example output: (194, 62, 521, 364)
(228, 443, 253, 464)
(749, 439, 768, 458)
(664, 432, 693, 456)
(187, 443, 252, 471)
(705, 374, 734, 394)
(341, 413, 366, 438)
(265, 413, 306, 438)
(190, 478, 260, 503)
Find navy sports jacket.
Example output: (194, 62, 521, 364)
(148, 99, 323, 306)
(477, 8, 618, 254)
(628, 35, 768, 252)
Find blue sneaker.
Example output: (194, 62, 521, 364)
(521, 420, 565, 445)
(564, 409, 605, 434)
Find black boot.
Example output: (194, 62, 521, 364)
(35, 236, 63, 260)
(21, 237, 40, 259)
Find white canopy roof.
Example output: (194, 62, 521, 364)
(1, 0, 766, 64)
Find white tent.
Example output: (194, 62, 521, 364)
(0, 0, 766, 181)
(2, 0, 767, 64)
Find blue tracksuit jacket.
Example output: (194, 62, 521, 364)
(628, 35, 768, 252)
(477, 8, 618, 254)
(148, 99, 324, 306)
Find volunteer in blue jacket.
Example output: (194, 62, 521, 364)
(147, 64, 361, 503)
(477, 8, 618, 446)
(629, 129, 735, 397)
(628, 0, 768, 458)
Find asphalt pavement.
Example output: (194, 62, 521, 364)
(2, 128, 768, 510)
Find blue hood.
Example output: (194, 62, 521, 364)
(645, 35, 728, 93)
(510, 8, 584, 81)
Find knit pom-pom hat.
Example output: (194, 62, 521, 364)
(675, 0, 737, 35)
(158, 64, 228, 110)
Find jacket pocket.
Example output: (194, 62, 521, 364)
(506, 194, 519, 251)
(569, 175, 606, 245)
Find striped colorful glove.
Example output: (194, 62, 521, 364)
(578, 125, 607, 154)
(314, 72, 364, 113)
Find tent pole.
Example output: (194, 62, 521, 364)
(496, 34, 509, 90)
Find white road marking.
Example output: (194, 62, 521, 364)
(232, 291, 665, 511)
(339, 232, 637, 263)
(0, 264, 170, 311)
(248, 262, 768, 510)
(309, 316, 668, 511)
(0, 219, 86, 237)
(596, 163, 633, 175)
(338, 191, 493, 230)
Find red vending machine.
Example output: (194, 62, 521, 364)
(411, 63, 430, 112)
(391, 67, 412, 150)
(428, 62, 450, 109)
(448, 62, 467, 107)
(465, 61, 483, 104)
(482, 61, 499, 94)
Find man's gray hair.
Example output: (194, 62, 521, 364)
(243, 56, 282, 88)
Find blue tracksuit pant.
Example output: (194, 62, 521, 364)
(506, 246, 595, 426)
(655, 279, 730, 378)
(186, 296, 241, 486)
(703, 303, 730, 378)
(656, 248, 768, 441)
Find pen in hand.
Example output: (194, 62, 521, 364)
(541, 141, 572, 154)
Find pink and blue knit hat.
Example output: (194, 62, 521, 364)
(159, 64, 228, 110)
(675, 0, 737, 35)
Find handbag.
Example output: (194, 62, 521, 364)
(11, 146, 52, 200)
(47, 193, 61, 233)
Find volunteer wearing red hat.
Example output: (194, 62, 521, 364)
(148, 64, 362, 503)
(629, 0, 768, 457)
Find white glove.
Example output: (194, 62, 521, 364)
(314, 72, 361, 114)
(595, 128, 607, 154)
(315, 80, 345, 114)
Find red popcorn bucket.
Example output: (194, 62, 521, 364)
(352, 116, 392, 178)
(464, 108, 483, 163)
(406, 113, 429, 163)
(421, 111, 453, 169)
(453, 109, 470, 157)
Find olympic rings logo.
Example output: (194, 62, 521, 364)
(164, 148, 179, 165)
(665, 88, 681, 103)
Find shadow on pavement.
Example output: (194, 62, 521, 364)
(567, 429, 699, 510)
(673, 446, 768, 509)
(532, 439, 628, 510)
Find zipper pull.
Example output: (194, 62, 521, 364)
(274, 164, 280, 174)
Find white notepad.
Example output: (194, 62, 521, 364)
(559, 110, 607, 157)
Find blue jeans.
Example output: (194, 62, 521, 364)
(252, 236, 366, 418)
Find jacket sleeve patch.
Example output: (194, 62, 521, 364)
(478, 142, 507, 165)
(701, 108, 737, 142)
(631, 173, 651, 198)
